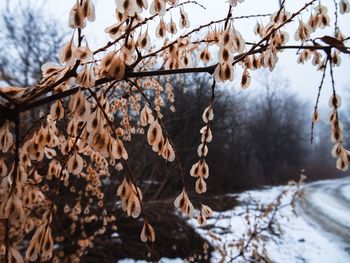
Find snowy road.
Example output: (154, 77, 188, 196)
(189, 177, 350, 262)
(298, 177, 350, 252)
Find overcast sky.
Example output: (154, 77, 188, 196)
(4, 0, 350, 108)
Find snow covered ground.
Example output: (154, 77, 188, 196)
(188, 177, 350, 263)
(120, 177, 350, 262)
(119, 259, 182, 263)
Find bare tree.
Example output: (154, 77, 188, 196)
(0, 1, 66, 87)
(246, 71, 308, 182)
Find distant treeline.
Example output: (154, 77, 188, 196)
(126, 72, 342, 199)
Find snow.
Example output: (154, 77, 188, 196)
(265, 209, 349, 263)
(340, 184, 350, 202)
(188, 178, 350, 262)
(309, 191, 350, 228)
(118, 259, 183, 263)
(119, 178, 350, 262)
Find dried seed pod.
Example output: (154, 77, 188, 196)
(195, 177, 207, 194)
(147, 119, 162, 147)
(150, 0, 166, 16)
(241, 68, 251, 89)
(340, 0, 350, 14)
(67, 151, 84, 175)
(179, 7, 190, 29)
(140, 105, 154, 126)
(174, 189, 194, 217)
(69, 1, 86, 29)
(50, 100, 64, 121)
(202, 106, 214, 123)
(140, 221, 155, 242)
(156, 19, 167, 38)
(190, 160, 209, 179)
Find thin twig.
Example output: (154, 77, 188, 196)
(311, 57, 329, 144)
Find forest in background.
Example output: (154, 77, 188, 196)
(1, 1, 349, 261)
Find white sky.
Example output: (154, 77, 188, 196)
(5, 0, 350, 108)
